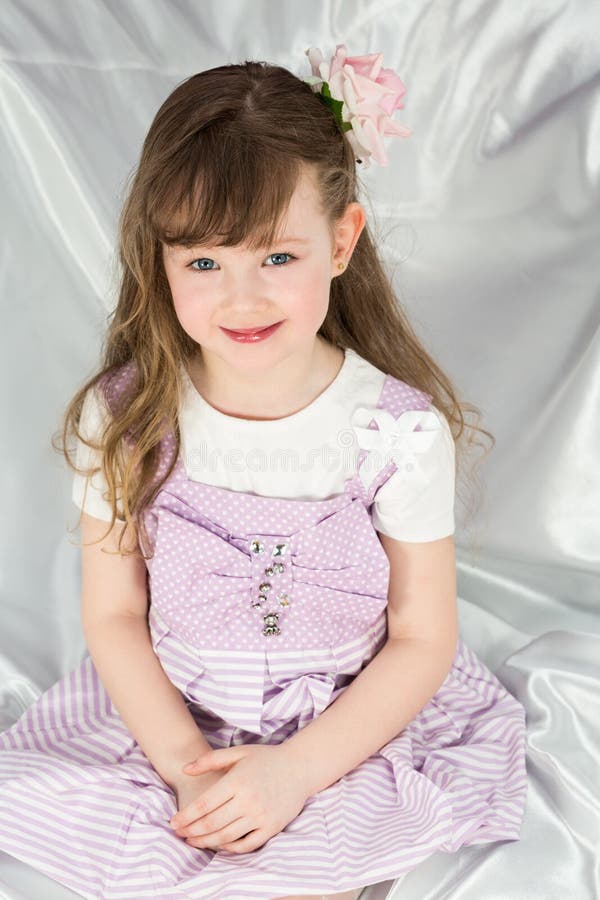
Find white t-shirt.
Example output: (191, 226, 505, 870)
(71, 347, 455, 542)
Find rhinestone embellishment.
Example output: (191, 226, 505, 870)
(262, 612, 280, 636)
(249, 537, 292, 636)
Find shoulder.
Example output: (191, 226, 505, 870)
(369, 400, 455, 542)
(347, 352, 451, 465)
(78, 381, 112, 441)
(345, 348, 433, 415)
(97, 360, 139, 417)
(345, 354, 455, 542)
(377, 370, 433, 417)
(77, 361, 140, 452)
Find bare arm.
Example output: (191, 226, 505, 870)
(281, 533, 458, 797)
(80, 511, 213, 789)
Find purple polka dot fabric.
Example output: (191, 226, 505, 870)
(0, 359, 528, 899)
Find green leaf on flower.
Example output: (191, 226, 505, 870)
(316, 82, 351, 132)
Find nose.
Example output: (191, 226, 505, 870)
(221, 273, 272, 320)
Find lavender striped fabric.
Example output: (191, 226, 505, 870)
(0, 363, 528, 899)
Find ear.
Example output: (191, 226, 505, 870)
(331, 202, 366, 273)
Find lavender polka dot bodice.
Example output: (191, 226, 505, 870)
(101, 362, 433, 741)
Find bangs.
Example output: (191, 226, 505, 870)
(148, 128, 306, 253)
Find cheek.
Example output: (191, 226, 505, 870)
(285, 264, 331, 317)
(299, 271, 332, 324)
(168, 275, 212, 332)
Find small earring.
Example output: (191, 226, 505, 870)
(338, 261, 345, 270)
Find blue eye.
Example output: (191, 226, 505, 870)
(189, 258, 216, 271)
(188, 252, 296, 272)
(265, 252, 296, 266)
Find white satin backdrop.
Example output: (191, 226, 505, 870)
(1, 1, 599, 898)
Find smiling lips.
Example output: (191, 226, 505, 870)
(225, 323, 279, 333)
(220, 321, 284, 343)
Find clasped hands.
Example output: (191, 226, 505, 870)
(169, 742, 309, 854)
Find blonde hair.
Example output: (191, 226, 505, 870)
(55, 59, 493, 558)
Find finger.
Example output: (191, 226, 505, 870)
(176, 796, 240, 840)
(185, 816, 254, 850)
(219, 827, 264, 854)
(171, 781, 236, 831)
(182, 747, 242, 774)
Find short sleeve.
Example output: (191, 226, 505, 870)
(371, 405, 455, 542)
(71, 385, 124, 522)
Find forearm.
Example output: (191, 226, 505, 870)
(281, 635, 457, 798)
(83, 615, 212, 788)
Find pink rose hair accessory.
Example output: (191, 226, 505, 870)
(303, 43, 412, 168)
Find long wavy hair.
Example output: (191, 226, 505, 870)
(55, 59, 493, 559)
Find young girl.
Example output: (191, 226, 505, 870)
(0, 45, 527, 900)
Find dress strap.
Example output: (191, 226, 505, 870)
(99, 361, 138, 429)
(349, 373, 437, 507)
(98, 360, 179, 485)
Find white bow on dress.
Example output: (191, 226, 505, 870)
(350, 406, 443, 487)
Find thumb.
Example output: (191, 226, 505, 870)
(182, 747, 242, 774)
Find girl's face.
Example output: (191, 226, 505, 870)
(161, 167, 365, 376)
